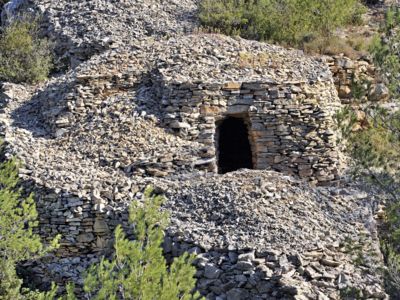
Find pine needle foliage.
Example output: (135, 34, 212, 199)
(83, 187, 203, 300)
(0, 150, 59, 299)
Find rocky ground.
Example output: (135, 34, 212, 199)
(161, 170, 387, 299)
(0, 0, 394, 299)
(0, 70, 389, 299)
(162, 171, 377, 253)
(19, 170, 388, 299)
(1, 0, 199, 67)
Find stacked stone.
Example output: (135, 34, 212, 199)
(159, 170, 387, 299)
(15, 0, 199, 67)
(29, 34, 342, 183)
(0, 80, 207, 254)
(37, 47, 148, 136)
(21, 170, 388, 299)
(159, 79, 340, 183)
(325, 55, 389, 103)
(171, 245, 386, 300)
(0, 0, 391, 298)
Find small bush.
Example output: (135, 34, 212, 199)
(0, 144, 60, 299)
(302, 33, 372, 58)
(347, 33, 371, 52)
(0, 19, 53, 83)
(383, 243, 400, 297)
(369, 7, 400, 98)
(199, 0, 366, 48)
(82, 187, 203, 300)
(350, 2, 368, 26)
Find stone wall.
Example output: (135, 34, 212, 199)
(41, 74, 342, 183)
(35, 35, 343, 184)
(326, 55, 389, 104)
(21, 170, 387, 299)
(0, 1, 389, 297)
(0, 34, 362, 299)
(158, 79, 340, 183)
(25, 76, 342, 263)
(38, 49, 149, 137)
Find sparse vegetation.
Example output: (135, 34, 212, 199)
(336, 8, 400, 296)
(340, 286, 363, 300)
(303, 33, 372, 58)
(80, 187, 202, 300)
(0, 176, 202, 299)
(0, 18, 53, 83)
(369, 7, 400, 97)
(1, 0, 399, 298)
(337, 102, 400, 299)
(0, 142, 60, 299)
(199, 0, 366, 51)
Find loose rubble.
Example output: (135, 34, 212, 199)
(161, 171, 386, 299)
(0, 0, 390, 298)
(22, 171, 388, 299)
(23, 0, 198, 67)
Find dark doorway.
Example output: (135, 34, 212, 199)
(217, 117, 253, 174)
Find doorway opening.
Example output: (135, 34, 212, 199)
(216, 117, 253, 174)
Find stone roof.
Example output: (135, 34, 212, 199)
(73, 34, 333, 85)
(30, 0, 199, 65)
(0, 0, 388, 298)
(154, 34, 333, 84)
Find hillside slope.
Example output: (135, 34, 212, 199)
(0, 0, 390, 299)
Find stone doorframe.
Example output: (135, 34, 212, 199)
(214, 113, 257, 174)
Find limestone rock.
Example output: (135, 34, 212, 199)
(369, 83, 389, 102)
(0, 1, 388, 299)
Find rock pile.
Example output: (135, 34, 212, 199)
(159, 171, 387, 299)
(21, 34, 341, 182)
(30, 0, 198, 67)
(22, 170, 387, 299)
(325, 55, 389, 104)
(0, 0, 389, 298)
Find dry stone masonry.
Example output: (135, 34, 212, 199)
(325, 55, 389, 104)
(22, 171, 387, 299)
(0, 0, 390, 299)
(33, 34, 342, 183)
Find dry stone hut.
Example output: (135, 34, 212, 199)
(0, 24, 387, 300)
(40, 35, 341, 183)
(154, 35, 342, 183)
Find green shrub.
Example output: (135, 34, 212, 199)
(82, 187, 203, 300)
(0, 19, 53, 83)
(337, 107, 400, 297)
(336, 8, 400, 290)
(351, 2, 368, 26)
(382, 243, 400, 296)
(199, 0, 365, 48)
(303, 34, 371, 58)
(0, 146, 60, 299)
(369, 7, 400, 98)
(337, 7, 400, 289)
